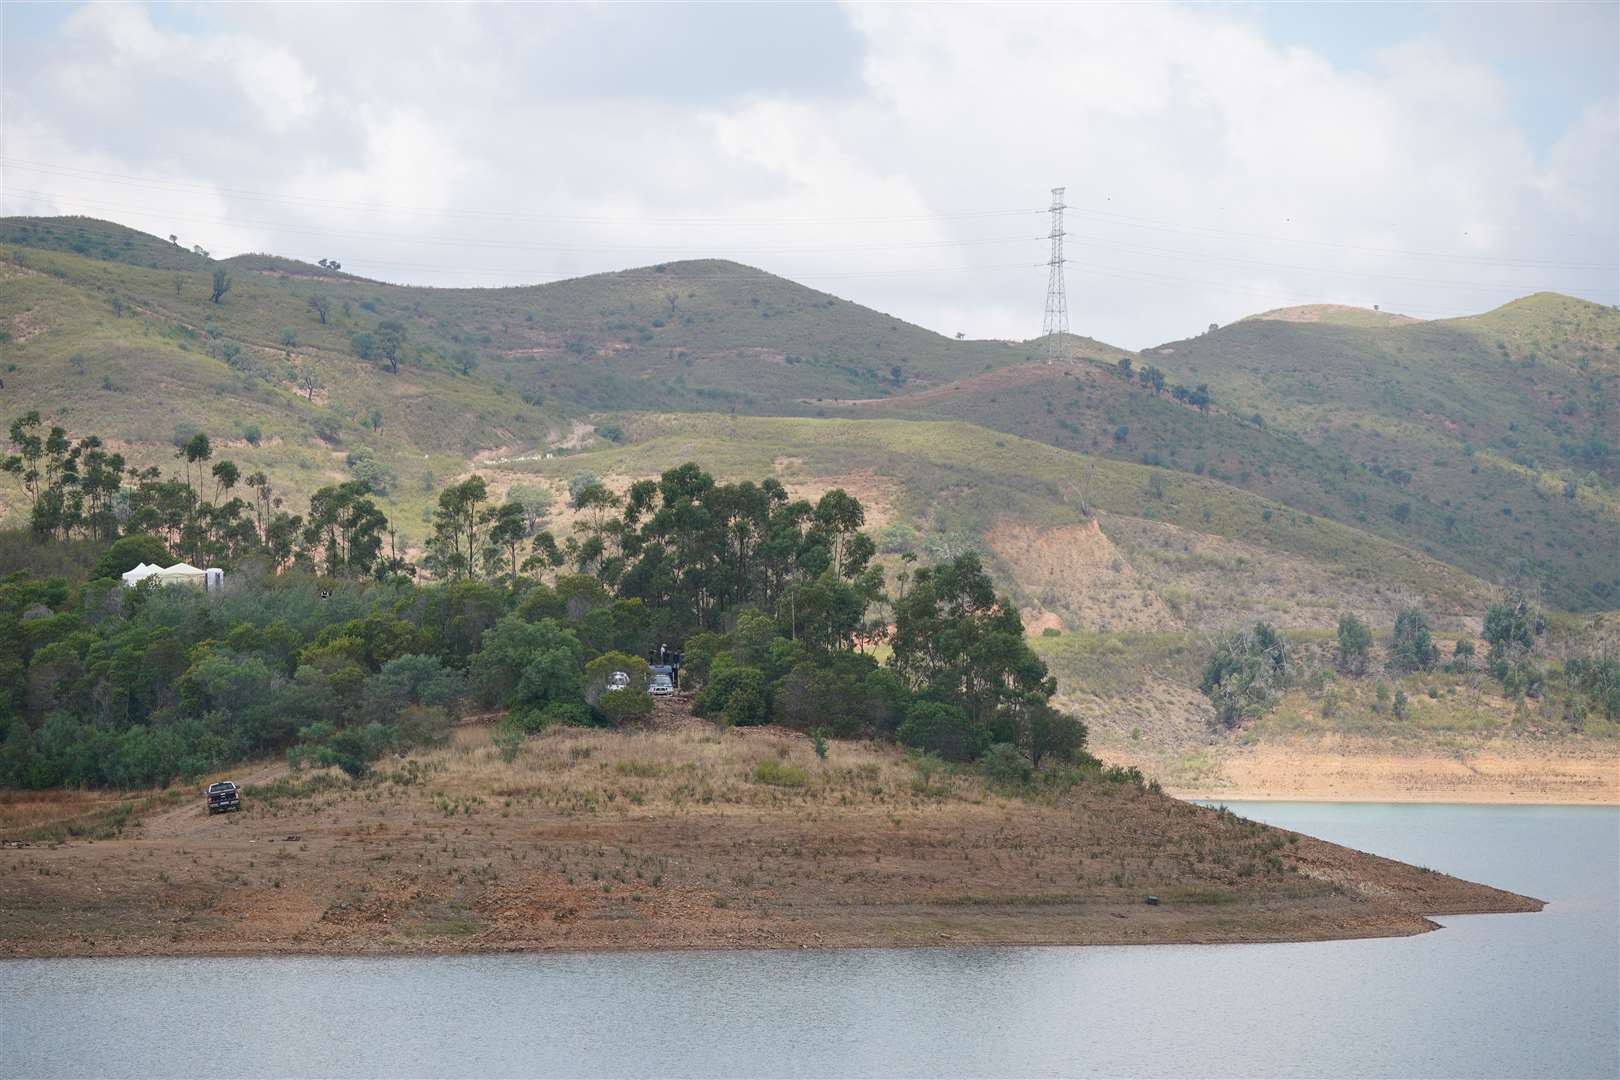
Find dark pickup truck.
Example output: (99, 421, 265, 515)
(206, 781, 241, 815)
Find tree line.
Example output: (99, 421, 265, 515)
(1200, 601, 1617, 732)
(0, 416, 1093, 789)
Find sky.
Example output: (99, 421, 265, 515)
(1, 1, 1615, 349)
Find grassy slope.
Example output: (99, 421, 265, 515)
(828, 359, 1528, 596)
(0, 244, 566, 540)
(2, 215, 1039, 415)
(1138, 296, 1620, 609)
(504, 412, 1495, 615)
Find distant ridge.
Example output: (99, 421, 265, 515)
(1244, 304, 1420, 328)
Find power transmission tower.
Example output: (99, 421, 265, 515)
(1042, 186, 1068, 363)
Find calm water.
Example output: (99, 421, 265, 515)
(2, 803, 1615, 1079)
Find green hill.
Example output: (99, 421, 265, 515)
(1136, 298, 1619, 608)
(1, 215, 1614, 611)
(0, 216, 210, 272)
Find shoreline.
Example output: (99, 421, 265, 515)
(0, 913, 1517, 962)
(1177, 792, 1619, 807)
(1100, 738, 1620, 808)
(0, 882, 1540, 961)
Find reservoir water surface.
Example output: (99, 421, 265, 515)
(3, 803, 1615, 1078)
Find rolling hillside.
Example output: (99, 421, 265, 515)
(1, 216, 1614, 611)
(1138, 298, 1619, 609)
(1, 215, 1615, 795)
(6, 216, 1613, 608)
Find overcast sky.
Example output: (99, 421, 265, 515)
(2, 1, 1615, 348)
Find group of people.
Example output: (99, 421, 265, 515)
(654, 642, 684, 689)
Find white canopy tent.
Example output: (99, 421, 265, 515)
(120, 562, 223, 592)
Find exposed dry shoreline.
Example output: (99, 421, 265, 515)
(1104, 737, 1620, 807)
(1, 722, 1543, 960)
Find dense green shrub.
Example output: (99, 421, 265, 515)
(1336, 613, 1372, 675)
(91, 534, 172, 580)
(897, 700, 986, 761)
(980, 742, 1032, 785)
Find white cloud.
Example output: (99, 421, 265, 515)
(2, 2, 1613, 347)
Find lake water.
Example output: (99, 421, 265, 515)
(2, 803, 1616, 1078)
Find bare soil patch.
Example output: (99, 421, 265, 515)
(990, 518, 1177, 632)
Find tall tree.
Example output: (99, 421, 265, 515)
(427, 475, 489, 580)
(303, 481, 389, 577)
(889, 553, 1053, 728)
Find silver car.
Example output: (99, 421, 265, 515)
(649, 673, 674, 696)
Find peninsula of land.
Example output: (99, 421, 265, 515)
(0, 720, 1543, 959)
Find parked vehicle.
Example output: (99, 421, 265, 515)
(607, 670, 631, 691)
(206, 780, 241, 815)
(649, 672, 675, 697)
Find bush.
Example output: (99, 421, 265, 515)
(898, 700, 987, 762)
(92, 534, 172, 580)
(584, 651, 651, 706)
(1336, 613, 1372, 675)
(1025, 704, 1086, 768)
(1200, 623, 1289, 729)
(1389, 608, 1439, 673)
(597, 687, 652, 727)
(980, 742, 1032, 785)
(723, 670, 769, 726)
(679, 631, 727, 688)
(513, 701, 594, 732)
(492, 720, 525, 763)
(395, 705, 451, 749)
(752, 758, 807, 787)
(694, 665, 768, 725)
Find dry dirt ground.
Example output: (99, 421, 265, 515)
(1107, 735, 1620, 805)
(1, 709, 1540, 959)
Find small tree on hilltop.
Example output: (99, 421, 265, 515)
(1023, 699, 1087, 769)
